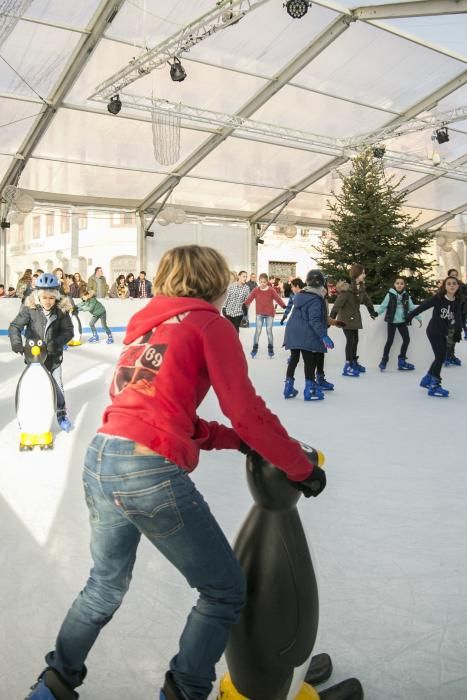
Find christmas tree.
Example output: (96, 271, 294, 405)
(317, 149, 435, 301)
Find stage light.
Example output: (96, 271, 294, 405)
(284, 0, 311, 19)
(372, 145, 386, 159)
(434, 128, 449, 144)
(144, 229, 154, 238)
(107, 95, 122, 115)
(170, 57, 187, 82)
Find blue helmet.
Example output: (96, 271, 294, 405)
(36, 273, 60, 290)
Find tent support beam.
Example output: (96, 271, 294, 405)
(418, 203, 467, 230)
(0, 0, 125, 196)
(354, 1, 467, 21)
(137, 14, 353, 214)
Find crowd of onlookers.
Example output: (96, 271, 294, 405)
(0, 266, 154, 302)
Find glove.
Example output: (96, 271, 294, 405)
(242, 304, 248, 316)
(321, 334, 334, 350)
(239, 440, 251, 455)
(291, 443, 326, 498)
(280, 317, 285, 325)
(454, 328, 462, 343)
(12, 344, 24, 355)
(370, 310, 378, 320)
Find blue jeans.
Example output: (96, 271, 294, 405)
(253, 314, 273, 348)
(45, 435, 246, 700)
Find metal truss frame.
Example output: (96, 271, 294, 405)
(416, 202, 467, 231)
(89, 0, 273, 100)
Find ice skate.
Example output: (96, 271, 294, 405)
(354, 357, 365, 373)
(105, 335, 114, 345)
(419, 373, 432, 388)
(304, 379, 324, 401)
(342, 362, 359, 377)
(398, 357, 415, 371)
(25, 668, 78, 700)
(267, 344, 274, 358)
(283, 377, 298, 399)
(378, 358, 387, 371)
(316, 373, 334, 391)
(88, 333, 99, 343)
(427, 378, 449, 398)
(250, 345, 258, 359)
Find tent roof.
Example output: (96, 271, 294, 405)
(1, 0, 467, 234)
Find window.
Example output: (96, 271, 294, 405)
(32, 216, 40, 239)
(46, 214, 54, 236)
(111, 211, 135, 227)
(61, 213, 70, 234)
(78, 212, 88, 230)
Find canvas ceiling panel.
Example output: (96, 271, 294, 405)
(384, 16, 467, 61)
(293, 21, 466, 113)
(171, 178, 284, 213)
(406, 179, 467, 211)
(191, 139, 334, 189)
(435, 84, 467, 112)
(251, 85, 393, 138)
(105, 0, 215, 47)
(21, 158, 165, 199)
(67, 39, 265, 114)
(33, 109, 210, 171)
(186, 4, 338, 78)
(0, 98, 43, 152)
(24, 0, 101, 29)
(0, 155, 13, 181)
(385, 128, 467, 162)
(285, 192, 330, 220)
(0, 21, 81, 99)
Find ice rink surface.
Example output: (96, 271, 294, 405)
(1, 326, 466, 700)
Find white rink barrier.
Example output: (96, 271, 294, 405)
(0, 298, 437, 370)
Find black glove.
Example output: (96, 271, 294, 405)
(292, 443, 327, 498)
(280, 317, 285, 325)
(242, 304, 248, 316)
(12, 344, 24, 355)
(370, 310, 378, 320)
(454, 328, 462, 343)
(295, 464, 327, 498)
(239, 440, 251, 455)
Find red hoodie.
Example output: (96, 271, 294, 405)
(99, 297, 312, 481)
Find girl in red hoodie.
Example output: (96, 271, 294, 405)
(26, 245, 326, 700)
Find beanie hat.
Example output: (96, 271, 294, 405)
(305, 269, 326, 288)
(349, 263, 364, 279)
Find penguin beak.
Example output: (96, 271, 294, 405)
(31, 346, 41, 357)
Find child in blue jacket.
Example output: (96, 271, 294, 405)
(283, 269, 334, 401)
(377, 277, 420, 371)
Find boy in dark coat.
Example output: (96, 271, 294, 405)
(8, 273, 74, 431)
(283, 269, 334, 401)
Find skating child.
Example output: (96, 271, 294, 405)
(283, 269, 334, 401)
(245, 273, 285, 358)
(280, 277, 304, 325)
(329, 264, 377, 376)
(8, 273, 74, 431)
(377, 277, 421, 371)
(445, 268, 465, 364)
(77, 292, 113, 344)
(406, 276, 463, 397)
(24, 244, 326, 700)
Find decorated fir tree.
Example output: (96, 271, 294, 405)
(317, 149, 435, 302)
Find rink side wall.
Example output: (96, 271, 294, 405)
(0, 299, 435, 368)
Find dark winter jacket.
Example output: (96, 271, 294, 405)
(407, 294, 463, 339)
(8, 293, 73, 372)
(330, 280, 377, 330)
(127, 279, 138, 298)
(284, 288, 329, 352)
(378, 288, 418, 324)
(69, 281, 87, 298)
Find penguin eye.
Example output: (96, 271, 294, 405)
(28, 340, 34, 347)
(37, 340, 43, 347)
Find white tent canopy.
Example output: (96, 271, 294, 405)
(1, 0, 467, 233)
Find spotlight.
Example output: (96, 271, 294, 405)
(144, 229, 154, 238)
(434, 127, 449, 144)
(284, 0, 311, 18)
(107, 95, 122, 115)
(372, 145, 386, 159)
(170, 57, 187, 82)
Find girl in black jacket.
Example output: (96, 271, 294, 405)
(406, 276, 463, 397)
(8, 274, 74, 429)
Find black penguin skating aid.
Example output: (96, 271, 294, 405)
(219, 450, 363, 700)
